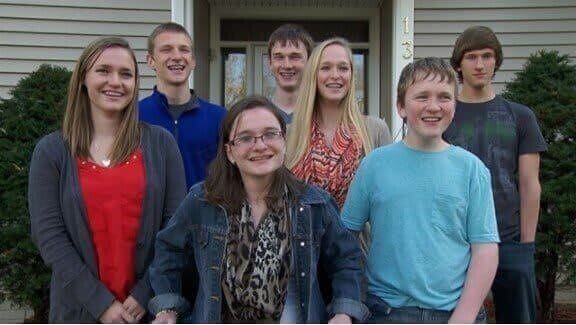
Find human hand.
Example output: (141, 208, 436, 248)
(123, 295, 146, 323)
(99, 300, 132, 324)
(152, 310, 177, 324)
(328, 313, 352, 324)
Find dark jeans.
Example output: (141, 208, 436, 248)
(492, 241, 537, 323)
(366, 294, 487, 324)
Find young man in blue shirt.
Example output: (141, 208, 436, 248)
(342, 57, 500, 323)
(444, 26, 547, 323)
(139, 22, 226, 189)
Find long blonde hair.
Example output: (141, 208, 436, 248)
(286, 37, 372, 168)
(62, 37, 141, 165)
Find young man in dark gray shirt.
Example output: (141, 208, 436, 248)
(444, 26, 547, 323)
(267, 24, 314, 123)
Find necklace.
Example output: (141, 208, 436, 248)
(92, 142, 111, 167)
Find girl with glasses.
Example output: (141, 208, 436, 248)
(148, 95, 368, 323)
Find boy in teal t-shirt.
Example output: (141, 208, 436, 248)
(341, 57, 500, 323)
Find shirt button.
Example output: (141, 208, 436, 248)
(299, 207, 304, 212)
(174, 120, 178, 125)
(300, 241, 305, 247)
(301, 303, 305, 307)
(300, 272, 305, 277)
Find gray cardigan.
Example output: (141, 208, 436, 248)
(28, 123, 186, 322)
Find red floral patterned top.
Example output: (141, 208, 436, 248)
(77, 150, 145, 301)
(292, 121, 363, 208)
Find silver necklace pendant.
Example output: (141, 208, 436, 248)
(102, 159, 111, 167)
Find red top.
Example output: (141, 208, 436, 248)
(77, 150, 146, 301)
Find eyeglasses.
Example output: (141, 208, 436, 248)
(229, 130, 284, 148)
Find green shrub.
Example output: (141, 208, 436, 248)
(0, 64, 71, 321)
(503, 51, 576, 322)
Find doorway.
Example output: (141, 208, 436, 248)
(210, 13, 381, 117)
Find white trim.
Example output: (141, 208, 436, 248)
(171, 0, 194, 88)
(391, 0, 414, 141)
(209, 6, 380, 117)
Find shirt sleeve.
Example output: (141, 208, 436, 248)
(466, 161, 500, 244)
(516, 104, 548, 155)
(341, 156, 371, 231)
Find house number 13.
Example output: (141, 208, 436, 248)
(402, 40, 413, 59)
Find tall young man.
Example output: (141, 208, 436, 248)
(342, 57, 499, 323)
(139, 22, 226, 189)
(267, 24, 314, 123)
(445, 25, 548, 323)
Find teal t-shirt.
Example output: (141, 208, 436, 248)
(341, 141, 499, 311)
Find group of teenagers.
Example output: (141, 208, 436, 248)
(28, 21, 547, 324)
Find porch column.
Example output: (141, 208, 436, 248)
(390, 0, 414, 141)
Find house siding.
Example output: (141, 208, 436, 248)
(414, 0, 576, 94)
(0, 0, 171, 99)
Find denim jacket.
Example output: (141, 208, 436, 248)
(149, 182, 369, 323)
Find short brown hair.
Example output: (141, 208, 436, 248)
(450, 25, 503, 82)
(397, 57, 457, 106)
(147, 22, 192, 54)
(267, 24, 314, 58)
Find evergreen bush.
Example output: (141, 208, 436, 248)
(0, 64, 71, 321)
(503, 51, 576, 322)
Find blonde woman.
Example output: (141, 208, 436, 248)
(287, 37, 391, 208)
(28, 37, 186, 323)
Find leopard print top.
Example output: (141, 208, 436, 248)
(222, 201, 291, 321)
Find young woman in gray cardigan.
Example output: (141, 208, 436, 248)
(28, 37, 186, 323)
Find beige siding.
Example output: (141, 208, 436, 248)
(414, 0, 576, 94)
(0, 0, 171, 99)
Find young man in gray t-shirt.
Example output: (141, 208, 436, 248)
(444, 26, 547, 323)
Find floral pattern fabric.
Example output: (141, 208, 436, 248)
(292, 120, 364, 208)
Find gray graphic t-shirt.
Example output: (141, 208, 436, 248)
(443, 95, 547, 241)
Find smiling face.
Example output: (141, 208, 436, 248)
(269, 40, 308, 93)
(147, 31, 195, 87)
(316, 44, 352, 105)
(398, 74, 456, 150)
(226, 107, 286, 181)
(458, 48, 496, 90)
(84, 47, 136, 117)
